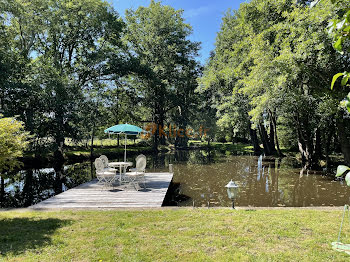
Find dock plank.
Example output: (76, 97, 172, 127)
(29, 172, 173, 209)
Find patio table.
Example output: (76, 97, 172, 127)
(109, 161, 133, 184)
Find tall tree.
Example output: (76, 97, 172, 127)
(200, 0, 349, 168)
(124, 0, 200, 149)
(0, 115, 30, 207)
(1, 0, 126, 181)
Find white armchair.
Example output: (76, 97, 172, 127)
(125, 154, 147, 190)
(100, 155, 118, 172)
(94, 158, 116, 188)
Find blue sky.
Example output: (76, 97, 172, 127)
(109, 0, 247, 65)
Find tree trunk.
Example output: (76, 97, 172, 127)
(23, 170, 33, 207)
(258, 123, 273, 155)
(153, 111, 159, 151)
(0, 175, 4, 208)
(159, 112, 166, 146)
(295, 113, 320, 170)
(269, 120, 276, 153)
(90, 123, 95, 161)
(268, 109, 284, 157)
(53, 140, 65, 194)
(89, 124, 95, 180)
(248, 122, 262, 155)
(336, 115, 350, 165)
(313, 127, 322, 162)
(325, 121, 334, 169)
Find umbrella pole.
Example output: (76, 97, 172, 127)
(124, 134, 127, 162)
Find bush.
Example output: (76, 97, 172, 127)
(0, 115, 30, 173)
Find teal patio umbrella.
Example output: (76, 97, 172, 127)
(104, 124, 144, 162)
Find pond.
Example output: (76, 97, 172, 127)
(1, 150, 350, 208)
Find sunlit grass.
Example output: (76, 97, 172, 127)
(188, 141, 254, 153)
(65, 147, 152, 158)
(65, 138, 145, 147)
(1, 209, 349, 261)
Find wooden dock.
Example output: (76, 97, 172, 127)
(29, 172, 173, 209)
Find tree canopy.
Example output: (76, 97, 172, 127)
(199, 0, 350, 169)
(0, 115, 30, 174)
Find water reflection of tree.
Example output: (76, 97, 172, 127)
(2, 163, 91, 208)
(5, 152, 350, 208)
(172, 155, 260, 207)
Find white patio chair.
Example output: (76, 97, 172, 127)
(94, 158, 116, 188)
(100, 155, 118, 172)
(125, 154, 147, 190)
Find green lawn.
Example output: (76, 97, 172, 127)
(1, 209, 350, 261)
(65, 146, 152, 158)
(188, 141, 255, 153)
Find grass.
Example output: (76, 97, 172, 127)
(1, 209, 350, 261)
(189, 141, 254, 153)
(65, 138, 146, 147)
(66, 140, 255, 159)
(63, 138, 154, 160)
(65, 146, 152, 158)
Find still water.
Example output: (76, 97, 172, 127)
(2, 150, 350, 208)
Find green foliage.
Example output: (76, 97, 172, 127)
(328, 1, 350, 53)
(336, 165, 350, 177)
(0, 115, 30, 174)
(0, 0, 127, 154)
(200, 0, 350, 165)
(336, 165, 350, 186)
(328, 0, 350, 111)
(331, 72, 349, 90)
(0, 0, 202, 161)
(124, 0, 201, 147)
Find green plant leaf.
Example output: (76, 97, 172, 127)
(334, 37, 343, 51)
(336, 165, 350, 177)
(331, 73, 345, 90)
(341, 75, 349, 86)
(336, 19, 346, 30)
(310, 0, 320, 8)
(345, 173, 350, 186)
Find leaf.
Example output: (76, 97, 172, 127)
(334, 37, 343, 51)
(341, 75, 349, 86)
(336, 165, 350, 177)
(327, 21, 335, 34)
(345, 173, 350, 186)
(310, 0, 320, 8)
(336, 19, 346, 30)
(331, 73, 345, 90)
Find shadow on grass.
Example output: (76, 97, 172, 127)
(0, 217, 71, 256)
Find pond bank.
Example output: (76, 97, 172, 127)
(21, 142, 256, 168)
(20, 141, 343, 171)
